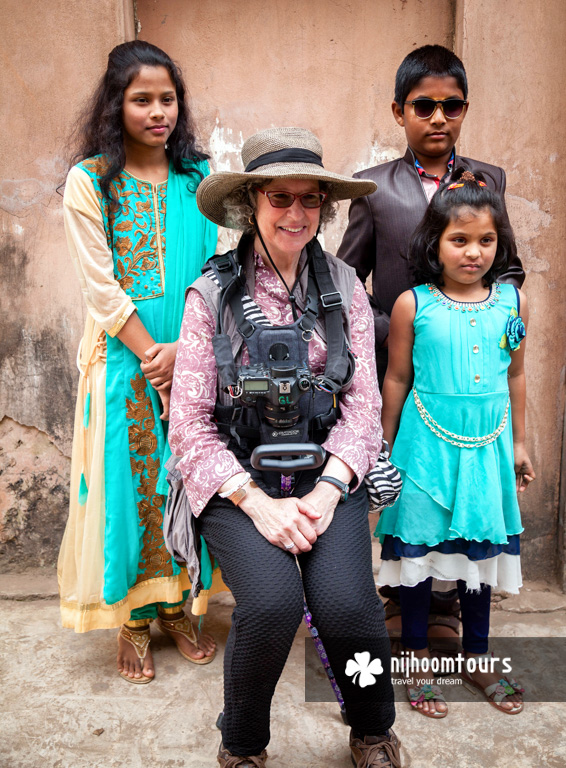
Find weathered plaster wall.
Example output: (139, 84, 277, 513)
(0, 418, 69, 570)
(454, 0, 566, 581)
(137, 0, 454, 253)
(0, 1, 134, 569)
(137, 0, 566, 581)
(1, 0, 564, 580)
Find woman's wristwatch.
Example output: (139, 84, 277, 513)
(219, 472, 252, 507)
(315, 475, 349, 502)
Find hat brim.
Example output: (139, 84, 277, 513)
(196, 163, 377, 228)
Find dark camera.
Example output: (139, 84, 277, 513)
(237, 342, 312, 428)
(238, 362, 312, 428)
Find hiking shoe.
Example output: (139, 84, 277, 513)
(349, 729, 402, 767)
(217, 742, 268, 767)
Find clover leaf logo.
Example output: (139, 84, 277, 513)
(345, 652, 384, 688)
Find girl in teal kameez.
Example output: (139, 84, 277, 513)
(58, 41, 224, 683)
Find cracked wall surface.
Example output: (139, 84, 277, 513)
(0, 418, 70, 571)
(136, 0, 566, 582)
(1, 0, 565, 581)
(455, 0, 566, 581)
(0, 0, 134, 568)
(0, 0, 134, 458)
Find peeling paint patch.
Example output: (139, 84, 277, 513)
(0, 418, 69, 571)
(0, 154, 66, 216)
(506, 195, 552, 273)
(0, 322, 77, 450)
(215, 225, 239, 253)
(354, 142, 400, 173)
(0, 178, 55, 217)
(208, 118, 245, 172)
(0, 235, 76, 452)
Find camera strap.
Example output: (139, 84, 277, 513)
(308, 239, 353, 393)
(203, 237, 353, 393)
(203, 238, 254, 392)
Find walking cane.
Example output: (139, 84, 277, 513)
(303, 600, 349, 725)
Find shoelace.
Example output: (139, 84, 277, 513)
(354, 737, 401, 768)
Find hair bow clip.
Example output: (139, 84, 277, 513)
(447, 180, 487, 190)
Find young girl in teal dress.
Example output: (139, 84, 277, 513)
(58, 41, 223, 683)
(376, 168, 535, 718)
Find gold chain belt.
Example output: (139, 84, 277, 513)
(412, 388, 509, 448)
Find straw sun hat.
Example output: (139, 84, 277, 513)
(196, 126, 377, 228)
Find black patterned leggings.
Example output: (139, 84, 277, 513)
(198, 462, 395, 755)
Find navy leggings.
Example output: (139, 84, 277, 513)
(198, 459, 395, 755)
(400, 578, 491, 654)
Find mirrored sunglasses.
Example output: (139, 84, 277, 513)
(405, 98, 468, 120)
(256, 189, 327, 209)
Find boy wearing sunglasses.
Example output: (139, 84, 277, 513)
(337, 44, 525, 685)
(337, 44, 524, 385)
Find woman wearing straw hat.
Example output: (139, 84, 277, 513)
(168, 127, 400, 768)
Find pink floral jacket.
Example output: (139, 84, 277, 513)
(168, 253, 382, 516)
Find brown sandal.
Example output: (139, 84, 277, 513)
(117, 624, 153, 684)
(156, 613, 216, 665)
(461, 656, 524, 715)
(427, 613, 462, 670)
(383, 599, 462, 667)
(383, 599, 405, 657)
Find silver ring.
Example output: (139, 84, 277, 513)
(284, 542, 295, 550)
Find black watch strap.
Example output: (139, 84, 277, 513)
(316, 475, 349, 502)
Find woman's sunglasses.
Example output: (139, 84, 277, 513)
(405, 98, 468, 120)
(256, 188, 327, 209)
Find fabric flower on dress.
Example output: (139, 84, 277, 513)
(499, 308, 526, 351)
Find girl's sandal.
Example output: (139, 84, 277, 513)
(117, 624, 153, 684)
(461, 673, 524, 714)
(406, 680, 448, 718)
(156, 614, 216, 665)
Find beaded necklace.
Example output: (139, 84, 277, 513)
(426, 282, 501, 312)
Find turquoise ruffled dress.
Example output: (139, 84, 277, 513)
(376, 282, 524, 593)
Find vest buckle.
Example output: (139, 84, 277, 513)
(320, 291, 343, 309)
(215, 254, 234, 273)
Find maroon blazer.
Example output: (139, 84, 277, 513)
(337, 147, 525, 354)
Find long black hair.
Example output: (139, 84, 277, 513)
(409, 167, 517, 287)
(68, 40, 208, 203)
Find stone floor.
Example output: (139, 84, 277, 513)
(1, 568, 565, 768)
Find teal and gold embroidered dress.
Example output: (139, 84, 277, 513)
(58, 155, 224, 631)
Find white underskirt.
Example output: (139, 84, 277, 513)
(377, 551, 522, 594)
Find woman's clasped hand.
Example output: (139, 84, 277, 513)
(239, 486, 320, 553)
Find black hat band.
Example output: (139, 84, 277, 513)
(245, 148, 324, 173)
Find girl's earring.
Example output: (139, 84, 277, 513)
(165, 142, 169, 150)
